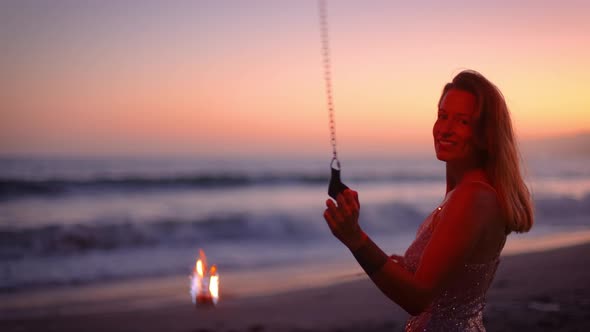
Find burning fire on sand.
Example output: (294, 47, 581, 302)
(190, 249, 219, 306)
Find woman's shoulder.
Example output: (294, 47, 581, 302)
(450, 179, 500, 214)
(458, 179, 497, 195)
(454, 170, 497, 197)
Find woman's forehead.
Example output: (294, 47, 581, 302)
(439, 89, 477, 115)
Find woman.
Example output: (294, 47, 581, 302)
(323, 70, 533, 331)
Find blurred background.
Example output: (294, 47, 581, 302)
(1, 0, 589, 314)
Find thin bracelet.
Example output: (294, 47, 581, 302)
(351, 237, 389, 276)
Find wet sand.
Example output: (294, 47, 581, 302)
(1, 242, 589, 332)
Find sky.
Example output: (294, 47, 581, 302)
(1, 0, 589, 158)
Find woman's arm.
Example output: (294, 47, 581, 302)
(324, 184, 498, 315)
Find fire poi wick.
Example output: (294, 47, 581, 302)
(190, 249, 219, 307)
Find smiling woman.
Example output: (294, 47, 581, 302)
(323, 70, 534, 331)
(434, 89, 478, 163)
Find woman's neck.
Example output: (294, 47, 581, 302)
(445, 161, 487, 193)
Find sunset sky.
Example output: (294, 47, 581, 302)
(2, 0, 589, 158)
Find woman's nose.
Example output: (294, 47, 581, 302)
(440, 120, 455, 136)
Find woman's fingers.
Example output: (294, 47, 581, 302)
(343, 189, 359, 213)
(324, 191, 363, 247)
(325, 190, 359, 228)
(326, 199, 342, 221)
(353, 190, 360, 208)
(323, 208, 335, 227)
(340, 190, 359, 221)
(336, 193, 351, 217)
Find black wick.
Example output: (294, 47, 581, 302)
(328, 158, 349, 200)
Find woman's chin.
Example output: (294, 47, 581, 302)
(435, 151, 450, 162)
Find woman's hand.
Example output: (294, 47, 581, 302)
(323, 189, 367, 251)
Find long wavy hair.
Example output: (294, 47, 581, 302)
(438, 70, 533, 233)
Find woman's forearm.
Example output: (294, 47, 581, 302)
(369, 259, 431, 315)
(351, 238, 431, 315)
(350, 234, 388, 275)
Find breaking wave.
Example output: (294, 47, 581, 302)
(0, 200, 426, 260)
(0, 172, 443, 200)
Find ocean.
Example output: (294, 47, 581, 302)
(1, 155, 589, 293)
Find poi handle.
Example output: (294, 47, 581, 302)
(328, 158, 349, 200)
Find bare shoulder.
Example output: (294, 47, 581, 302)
(445, 180, 501, 226)
(455, 180, 498, 205)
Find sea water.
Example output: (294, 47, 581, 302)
(0, 155, 589, 292)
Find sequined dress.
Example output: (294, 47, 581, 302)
(403, 208, 502, 331)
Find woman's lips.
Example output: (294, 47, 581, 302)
(437, 139, 456, 147)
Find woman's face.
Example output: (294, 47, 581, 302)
(432, 88, 479, 163)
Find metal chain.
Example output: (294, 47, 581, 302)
(318, 0, 340, 168)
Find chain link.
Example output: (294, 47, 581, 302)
(318, 0, 340, 168)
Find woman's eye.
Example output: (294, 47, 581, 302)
(461, 120, 469, 125)
(438, 114, 447, 120)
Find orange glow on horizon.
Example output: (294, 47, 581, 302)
(1, 1, 588, 157)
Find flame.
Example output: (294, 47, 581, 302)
(197, 249, 207, 274)
(196, 259, 203, 277)
(190, 249, 219, 305)
(209, 265, 219, 304)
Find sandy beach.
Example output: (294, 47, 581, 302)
(1, 240, 589, 332)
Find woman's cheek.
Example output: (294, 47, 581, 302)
(432, 121, 440, 137)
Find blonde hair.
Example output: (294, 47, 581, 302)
(439, 70, 533, 233)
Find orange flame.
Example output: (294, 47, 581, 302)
(196, 259, 203, 277)
(190, 249, 219, 305)
(209, 265, 219, 303)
